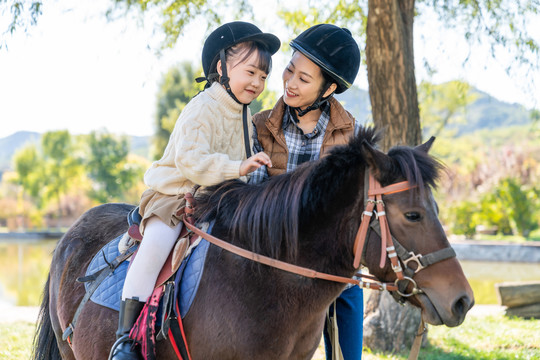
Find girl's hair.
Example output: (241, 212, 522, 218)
(207, 41, 273, 86)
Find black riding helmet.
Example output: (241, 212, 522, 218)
(201, 21, 281, 82)
(290, 24, 360, 94)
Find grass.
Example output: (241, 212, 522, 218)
(0, 321, 35, 359)
(3, 312, 539, 360)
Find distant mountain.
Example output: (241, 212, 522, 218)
(457, 89, 532, 135)
(335, 87, 372, 125)
(336, 86, 533, 135)
(0, 131, 41, 171)
(0, 131, 150, 172)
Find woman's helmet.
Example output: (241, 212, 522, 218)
(290, 24, 360, 94)
(201, 21, 281, 79)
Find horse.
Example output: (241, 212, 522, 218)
(33, 127, 474, 360)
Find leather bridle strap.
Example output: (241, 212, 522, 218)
(182, 219, 394, 289)
(353, 173, 414, 269)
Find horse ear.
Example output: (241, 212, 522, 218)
(415, 136, 436, 153)
(362, 140, 392, 179)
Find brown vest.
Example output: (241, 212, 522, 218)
(252, 96, 356, 177)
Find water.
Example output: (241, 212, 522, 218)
(0, 239, 539, 306)
(0, 239, 57, 306)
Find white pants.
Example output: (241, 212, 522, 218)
(121, 217, 182, 301)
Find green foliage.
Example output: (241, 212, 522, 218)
(248, 88, 278, 114)
(422, 0, 540, 72)
(443, 200, 478, 236)
(153, 62, 203, 159)
(85, 130, 145, 203)
(419, 81, 477, 138)
(106, 0, 253, 49)
(13, 144, 43, 201)
(490, 178, 539, 237)
(40, 131, 84, 214)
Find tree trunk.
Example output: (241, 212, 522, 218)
(366, 0, 421, 152)
(363, 291, 426, 352)
(364, 0, 423, 353)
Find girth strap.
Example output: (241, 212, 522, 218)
(62, 244, 137, 345)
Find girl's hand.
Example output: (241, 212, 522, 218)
(239, 152, 272, 176)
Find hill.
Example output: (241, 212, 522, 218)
(335, 86, 533, 134)
(0, 131, 150, 172)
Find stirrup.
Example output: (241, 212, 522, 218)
(108, 334, 135, 360)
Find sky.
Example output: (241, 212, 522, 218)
(0, 0, 538, 139)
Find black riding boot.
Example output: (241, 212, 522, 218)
(109, 297, 145, 360)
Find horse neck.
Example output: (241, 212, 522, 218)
(298, 165, 366, 277)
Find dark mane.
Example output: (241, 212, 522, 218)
(195, 127, 443, 262)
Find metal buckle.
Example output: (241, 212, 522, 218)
(403, 252, 425, 274)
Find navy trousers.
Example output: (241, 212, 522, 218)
(323, 285, 364, 359)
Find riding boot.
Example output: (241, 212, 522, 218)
(109, 297, 145, 360)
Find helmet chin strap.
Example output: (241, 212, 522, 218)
(218, 49, 252, 158)
(295, 82, 333, 117)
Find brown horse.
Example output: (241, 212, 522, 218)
(33, 128, 474, 360)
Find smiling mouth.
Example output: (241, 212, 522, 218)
(285, 89, 297, 97)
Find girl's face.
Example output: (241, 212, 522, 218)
(282, 52, 328, 109)
(218, 49, 268, 104)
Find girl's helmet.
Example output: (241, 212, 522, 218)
(201, 21, 281, 79)
(290, 24, 360, 94)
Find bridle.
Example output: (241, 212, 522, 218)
(181, 171, 455, 296)
(353, 173, 456, 299)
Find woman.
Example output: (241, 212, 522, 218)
(249, 24, 363, 359)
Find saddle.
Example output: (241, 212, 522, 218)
(64, 199, 208, 360)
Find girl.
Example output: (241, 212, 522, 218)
(110, 21, 280, 360)
(249, 24, 363, 360)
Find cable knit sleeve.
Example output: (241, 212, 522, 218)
(172, 101, 242, 186)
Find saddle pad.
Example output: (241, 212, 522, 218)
(84, 234, 130, 311)
(176, 222, 214, 319)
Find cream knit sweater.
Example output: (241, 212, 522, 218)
(144, 82, 253, 195)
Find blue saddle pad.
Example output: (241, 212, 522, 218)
(84, 234, 130, 311)
(85, 221, 213, 316)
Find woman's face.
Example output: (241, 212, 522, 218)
(282, 52, 326, 109)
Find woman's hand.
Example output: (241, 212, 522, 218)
(240, 152, 272, 176)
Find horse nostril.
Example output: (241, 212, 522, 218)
(452, 295, 471, 318)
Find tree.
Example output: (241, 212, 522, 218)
(153, 62, 203, 159)
(40, 130, 84, 224)
(418, 80, 477, 138)
(86, 130, 145, 203)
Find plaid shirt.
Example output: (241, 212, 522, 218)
(249, 101, 360, 184)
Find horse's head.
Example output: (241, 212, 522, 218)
(360, 137, 474, 327)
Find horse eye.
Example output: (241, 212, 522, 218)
(405, 212, 421, 222)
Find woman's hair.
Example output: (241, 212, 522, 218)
(207, 41, 273, 85)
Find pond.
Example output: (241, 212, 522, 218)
(1, 238, 539, 306)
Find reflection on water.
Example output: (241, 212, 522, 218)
(1, 240, 539, 306)
(0, 239, 57, 306)
(460, 260, 540, 304)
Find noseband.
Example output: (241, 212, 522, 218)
(353, 173, 456, 298)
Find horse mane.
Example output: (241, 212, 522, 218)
(195, 126, 443, 263)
